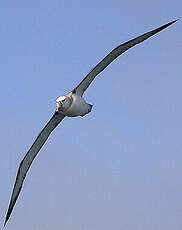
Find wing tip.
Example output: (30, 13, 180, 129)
(157, 19, 179, 32)
(4, 213, 9, 227)
(4, 221, 7, 227)
(4, 195, 17, 227)
(4, 203, 13, 226)
(168, 19, 179, 25)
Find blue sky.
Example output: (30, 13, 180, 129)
(0, 0, 181, 229)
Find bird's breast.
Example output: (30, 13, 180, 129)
(63, 94, 91, 117)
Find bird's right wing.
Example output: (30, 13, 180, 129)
(74, 19, 178, 96)
(4, 112, 65, 226)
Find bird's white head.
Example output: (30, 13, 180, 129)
(56, 95, 72, 114)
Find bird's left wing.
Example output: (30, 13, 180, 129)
(74, 19, 178, 96)
(4, 112, 65, 226)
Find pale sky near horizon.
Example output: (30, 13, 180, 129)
(0, 1, 181, 229)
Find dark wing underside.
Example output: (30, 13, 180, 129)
(74, 19, 178, 96)
(4, 112, 65, 226)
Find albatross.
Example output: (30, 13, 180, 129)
(5, 19, 178, 225)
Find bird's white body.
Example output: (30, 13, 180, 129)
(56, 93, 92, 117)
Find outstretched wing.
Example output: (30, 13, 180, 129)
(4, 112, 65, 226)
(74, 19, 178, 96)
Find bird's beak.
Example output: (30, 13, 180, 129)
(56, 101, 62, 112)
(56, 101, 62, 105)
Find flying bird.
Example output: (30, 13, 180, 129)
(5, 19, 178, 225)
